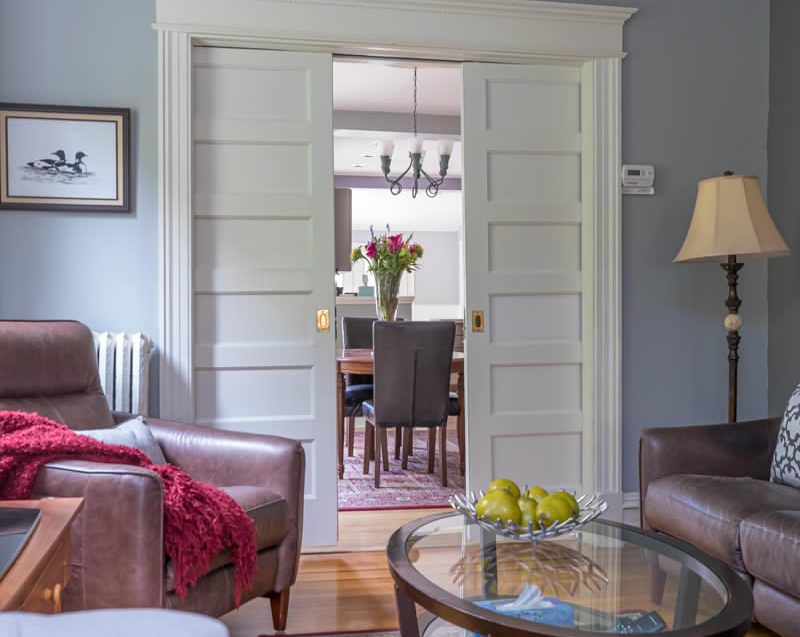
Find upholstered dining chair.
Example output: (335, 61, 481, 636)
(341, 317, 376, 457)
(362, 321, 455, 487)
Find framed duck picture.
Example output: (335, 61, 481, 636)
(0, 103, 130, 212)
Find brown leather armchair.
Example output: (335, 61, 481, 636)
(0, 320, 304, 631)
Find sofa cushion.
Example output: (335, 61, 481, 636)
(644, 474, 800, 570)
(165, 485, 288, 592)
(771, 384, 800, 488)
(741, 510, 800, 599)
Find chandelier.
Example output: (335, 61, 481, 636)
(377, 67, 454, 198)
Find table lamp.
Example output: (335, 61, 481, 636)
(675, 172, 789, 423)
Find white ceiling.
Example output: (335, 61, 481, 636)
(350, 188, 463, 233)
(333, 59, 461, 116)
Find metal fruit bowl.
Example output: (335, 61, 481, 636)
(449, 491, 608, 541)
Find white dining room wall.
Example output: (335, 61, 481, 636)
(348, 188, 463, 320)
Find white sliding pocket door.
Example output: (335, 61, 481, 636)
(462, 63, 591, 496)
(192, 47, 337, 546)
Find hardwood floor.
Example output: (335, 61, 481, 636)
(222, 509, 778, 637)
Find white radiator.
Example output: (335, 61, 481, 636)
(92, 331, 153, 416)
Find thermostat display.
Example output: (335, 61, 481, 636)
(622, 164, 655, 195)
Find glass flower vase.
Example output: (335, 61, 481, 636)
(374, 270, 403, 321)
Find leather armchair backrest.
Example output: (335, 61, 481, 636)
(372, 321, 454, 427)
(0, 320, 114, 429)
(342, 317, 376, 387)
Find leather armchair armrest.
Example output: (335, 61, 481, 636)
(31, 460, 164, 610)
(639, 417, 780, 523)
(146, 417, 305, 591)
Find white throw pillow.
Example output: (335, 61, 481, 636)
(771, 384, 800, 487)
(79, 416, 167, 465)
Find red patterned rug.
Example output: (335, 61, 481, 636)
(338, 426, 465, 510)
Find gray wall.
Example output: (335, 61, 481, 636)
(0, 0, 158, 341)
(563, 0, 771, 490)
(0, 0, 775, 491)
(768, 0, 800, 415)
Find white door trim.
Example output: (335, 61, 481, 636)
(155, 0, 632, 499)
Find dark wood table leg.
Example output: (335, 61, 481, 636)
(457, 371, 465, 476)
(337, 369, 344, 479)
(395, 583, 421, 637)
(674, 564, 701, 629)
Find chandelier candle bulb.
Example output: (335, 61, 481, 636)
(376, 140, 395, 157)
(437, 139, 454, 156)
(408, 137, 425, 154)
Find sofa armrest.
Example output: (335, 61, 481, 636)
(639, 417, 780, 522)
(146, 417, 305, 591)
(31, 460, 164, 610)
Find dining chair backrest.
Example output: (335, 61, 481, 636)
(372, 321, 455, 428)
(342, 317, 376, 387)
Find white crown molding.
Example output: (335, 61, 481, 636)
(248, 0, 638, 23)
(155, 0, 636, 63)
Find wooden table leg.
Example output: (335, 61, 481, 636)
(394, 583, 421, 637)
(337, 369, 345, 479)
(457, 371, 465, 476)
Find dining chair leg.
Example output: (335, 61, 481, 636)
(439, 424, 448, 487)
(380, 428, 390, 471)
(363, 422, 374, 475)
(374, 424, 382, 488)
(401, 427, 411, 470)
(347, 416, 356, 457)
(394, 426, 402, 460)
(427, 428, 436, 474)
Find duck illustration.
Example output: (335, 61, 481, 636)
(64, 152, 88, 174)
(26, 150, 66, 170)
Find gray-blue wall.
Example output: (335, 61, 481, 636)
(0, 0, 774, 492)
(768, 0, 800, 415)
(566, 0, 772, 491)
(0, 0, 158, 341)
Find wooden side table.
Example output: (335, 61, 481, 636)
(0, 498, 83, 613)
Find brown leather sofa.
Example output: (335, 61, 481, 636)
(0, 320, 304, 631)
(640, 418, 800, 637)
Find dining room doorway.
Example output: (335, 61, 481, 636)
(157, 0, 630, 548)
(332, 58, 467, 514)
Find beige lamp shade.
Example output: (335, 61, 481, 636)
(674, 174, 790, 262)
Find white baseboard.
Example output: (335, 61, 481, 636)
(623, 491, 640, 509)
(622, 491, 640, 527)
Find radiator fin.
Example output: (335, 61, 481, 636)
(93, 331, 153, 416)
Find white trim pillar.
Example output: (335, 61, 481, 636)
(157, 30, 194, 421)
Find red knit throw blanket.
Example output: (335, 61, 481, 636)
(0, 411, 256, 603)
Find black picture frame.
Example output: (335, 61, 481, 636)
(0, 103, 131, 212)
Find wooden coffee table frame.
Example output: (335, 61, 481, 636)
(387, 512, 753, 637)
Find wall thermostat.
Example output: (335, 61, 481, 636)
(621, 164, 655, 195)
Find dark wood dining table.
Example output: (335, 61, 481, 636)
(336, 348, 465, 479)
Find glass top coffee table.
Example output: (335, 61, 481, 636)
(387, 512, 752, 637)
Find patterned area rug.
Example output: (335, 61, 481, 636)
(338, 426, 465, 510)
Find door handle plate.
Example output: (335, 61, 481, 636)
(316, 309, 331, 332)
(471, 310, 485, 333)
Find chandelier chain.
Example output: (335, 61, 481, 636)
(412, 66, 417, 137)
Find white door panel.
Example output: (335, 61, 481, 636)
(463, 63, 590, 496)
(192, 47, 336, 546)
